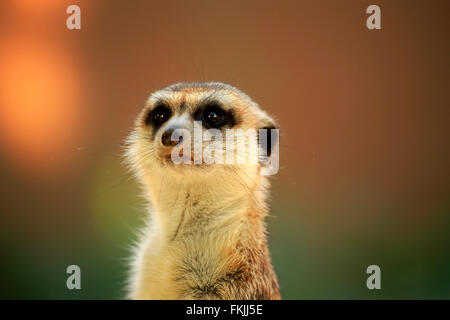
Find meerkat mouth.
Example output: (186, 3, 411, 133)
(157, 125, 278, 168)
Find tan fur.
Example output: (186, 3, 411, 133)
(125, 82, 280, 299)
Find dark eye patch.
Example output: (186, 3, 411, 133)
(194, 102, 236, 129)
(144, 104, 172, 131)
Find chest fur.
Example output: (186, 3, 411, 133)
(131, 197, 247, 299)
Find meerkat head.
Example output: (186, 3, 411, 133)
(125, 82, 278, 186)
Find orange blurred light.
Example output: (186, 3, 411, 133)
(0, 37, 82, 174)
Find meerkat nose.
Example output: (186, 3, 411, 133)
(161, 127, 184, 147)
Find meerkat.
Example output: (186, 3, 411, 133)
(124, 82, 280, 299)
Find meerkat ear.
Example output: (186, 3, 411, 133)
(258, 118, 279, 160)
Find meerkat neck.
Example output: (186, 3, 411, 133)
(142, 171, 268, 243)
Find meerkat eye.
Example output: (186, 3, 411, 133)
(145, 105, 171, 128)
(202, 104, 226, 129)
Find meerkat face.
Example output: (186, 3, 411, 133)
(125, 82, 278, 182)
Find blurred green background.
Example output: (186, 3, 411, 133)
(0, 0, 449, 299)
